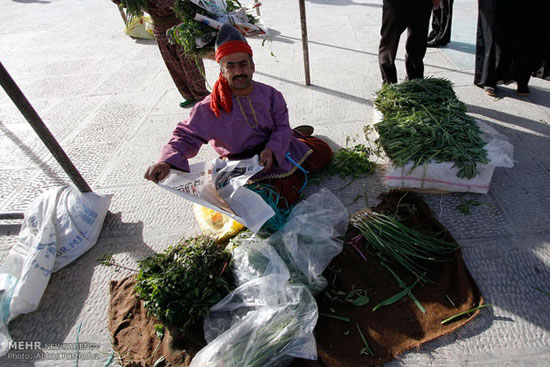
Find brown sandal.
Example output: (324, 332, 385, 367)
(484, 86, 496, 97)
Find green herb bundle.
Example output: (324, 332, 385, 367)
(327, 144, 377, 178)
(134, 236, 234, 331)
(350, 211, 459, 281)
(170, 0, 255, 57)
(373, 78, 488, 179)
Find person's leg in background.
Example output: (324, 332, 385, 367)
(379, 0, 408, 84)
(404, 0, 433, 81)
(153, 22, 209, 107)
(427, 0, 453, 47)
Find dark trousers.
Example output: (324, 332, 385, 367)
(428, 0, 453, 45)
(379, 0, 433, 84)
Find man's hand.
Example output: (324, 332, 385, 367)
(144, 162, 172, 183)
(433, 0, 441, 9)
(259, 148, 273, 171)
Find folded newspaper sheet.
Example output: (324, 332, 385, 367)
(158, 156, 275, 233)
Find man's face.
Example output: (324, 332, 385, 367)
(220, 52, 255, 91)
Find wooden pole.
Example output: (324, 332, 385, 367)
(298, 0, 311, 86)
(0, 62, 92, 193)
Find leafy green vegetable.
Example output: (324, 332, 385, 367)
(154, 324, 165, 340)
(457, 199, 482, 215)
(351, 211, 459, 281)
(326, 144, 377, 178)
(373, 77, 488, 179)
(134, 236, 234, 332)
(170, 0, 257, 58)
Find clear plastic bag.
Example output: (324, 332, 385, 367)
(192, 276, 318, 367)
(190, 189, 348, 366)
(229, 233, 290, 287)
(269, 188, 349, 294)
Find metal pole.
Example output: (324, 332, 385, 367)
(0, 62, 92, 193)
(298, 0, 311, 86)
(254, 0, 261, 16)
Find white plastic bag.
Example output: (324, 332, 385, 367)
(0, 186, 110, 356)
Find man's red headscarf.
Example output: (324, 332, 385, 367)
(210, 40, 253, 117)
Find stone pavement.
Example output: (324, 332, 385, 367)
(1, 0, 549, 366)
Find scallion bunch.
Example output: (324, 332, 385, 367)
(350, 211, 459, 280)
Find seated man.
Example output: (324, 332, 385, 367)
(145, 24, 332, 206)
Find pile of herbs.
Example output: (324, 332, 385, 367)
(134, 236, 234, 331)
(326, 144, 377, 179)
(373, 77, 488, 179)
(169, 0, 258, 58)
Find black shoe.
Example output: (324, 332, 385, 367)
(517, 84, 530, 96)
(427, 40, 442, 47)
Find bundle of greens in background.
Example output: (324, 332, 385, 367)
(134, 236, 234, 331)
(373, 78, 488, 179)
(169, 0, 259, 58)
(118, 0, 148, 19)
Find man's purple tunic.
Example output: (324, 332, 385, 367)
(158, 82, 312, 181)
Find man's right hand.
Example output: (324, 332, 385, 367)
(144, 162, 171, 183)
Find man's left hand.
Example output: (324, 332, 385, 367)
(260, 148, 273, 171)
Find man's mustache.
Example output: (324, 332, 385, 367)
(233, 74, 248, 81)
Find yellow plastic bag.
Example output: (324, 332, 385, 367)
(124, 15, 154, 40)
(193, 204, 245, 243)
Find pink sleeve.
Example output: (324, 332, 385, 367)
(157, 107, 209, 172)
(265, 90, 293, 165)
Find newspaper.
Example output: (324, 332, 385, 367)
(158, 156, 275, 233)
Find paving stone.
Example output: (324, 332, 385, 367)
(419, 191, 514, 241)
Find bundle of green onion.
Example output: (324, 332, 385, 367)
(373, 78, 488, 179)
(350, 211, 459, 280)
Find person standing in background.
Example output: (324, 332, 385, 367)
(474, 0, 550, 96)
(378, 0, 441, 84)
(427, 0, 453, 47)
(113, 0, 210, 108)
